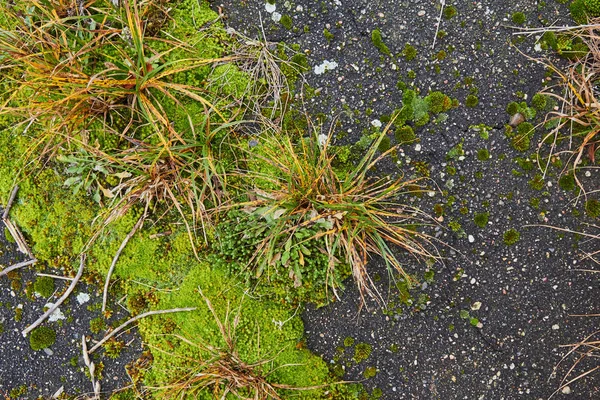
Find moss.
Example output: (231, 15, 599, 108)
(477, 148, 490, 161)
(371, 29, 390, 56)
(512, 12, 526, 25)
(474, 212, 489, 228)
(584, 0, 600, 16)
(426, 91, 452, 114)
(571, 0, 589, 24)
(503, 229, 520, 246)
(29, 326, 56, 351)
(511, 134, 530, 152)
(323, 28, 334, 42)
(290, 53, 309, 72)
(465, 95, 479, 108)
(353, 343, 372, 363)
(402, 43, 417, 61)
(558, 174, 576, 191)
(3, 226, 15, 243)
(529, 174, 545, 190)
(506, 102, 519, 115)
(89, 317, 106, 334)
(443, 6, 457, 19)
(378, 136, 391, 153)
(33, 276, 55, 298)
(585, 199, 600, 218)
(531, 93, 548, 111)
(344, 337, 355, 347)
(280, 14, 293, 30)
(363, 367, 378, 379)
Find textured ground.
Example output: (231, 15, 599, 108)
(217, 0, 600, 399)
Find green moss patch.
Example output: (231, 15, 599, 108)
(29, 327, 56, 351)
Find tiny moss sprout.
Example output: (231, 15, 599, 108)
(503, 229, 520, 246)
(33, 276, 55, 298)
(466, 95, 479, 108)
(585, 199, 600, 218)
(353, 343, 372, 363)
(344, 337, 355, 347)
(474, 212, 489, 228)
(371, 29, 390, 55)
(444, 6, 457, 19)
(403, 43, 417, 61)
(477, 148, 490, 161)
(531, 93, 548, 111)
(280, 14, 293, 30)
(512, 12, 526, 25)
(30, 326, 56, 351)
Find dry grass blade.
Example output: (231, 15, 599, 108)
(515, 21, 600, 193)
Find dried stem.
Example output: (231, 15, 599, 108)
(0, 258, 37, 277)
(88, 307, 197, 354)
(102, 213, 145, 312)
(22, 254, 86, 337)
(2, 185, 19, 220)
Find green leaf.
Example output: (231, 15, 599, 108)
(63, 177, 80, 186)
(281, 250, 290, 265)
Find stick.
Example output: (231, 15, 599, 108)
(22, 254, 86, 337)
(2, 185, 19, 220)
(36, 272, 75, 281)
(102, 214, 145, 312)
(431, 0, 446, 50)
(4, 219, 33, 257)
(0, 258, 37, 277)
(88, 307, 197, 354)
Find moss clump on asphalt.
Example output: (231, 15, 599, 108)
(477, 148, 490, 161)
(503, 229, 521, 246)
(512, 12, 526, 25)
(558, 174, 576, 191)
(466, 95, 479, 108)
(29, 327, 56, 351)
(395, 126, 416, 144)
(403, 43, 417, 60)
(371, 29, 391, 55)
(474, 212, 489, 228)
(353, 343, 372, 363)
(280, 14, 293, 30)
(585, 199, 600, 218)
(531, 93, 548, 111)
(33, 276, 54, 298)
(443, 6, 457, 19)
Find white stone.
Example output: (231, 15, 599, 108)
(45, 303, 66, 322)
(468, 235, 475, 243)
(265, 3, 276, 13)
(371, 119, 382, 128)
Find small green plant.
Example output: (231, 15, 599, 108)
(363, 367, 377, 378)
(477, 148, 490, 161)
(90, 317, 106, 334)
(531, 93, 548, 111)
(474, 212, 489, 228)
(103, 338, 126, 359)
(371, 29, 391, 55)
(353, 343, 372, 363)
(585, 199, 600, 218)
(512, 12, 526, 25)
(466, 95, 479, 108)
(280, 14, 293, 30)
(558, 174, 576, 191)
(503, 229, 520, 246)
(584, 0, 600, 16)
(395, 126, 416, 144)
(344, 337, 355, 347)
(33, 276, 55, 298)
(444, 6, 457, 19)
(29, 326, 56, 350)
(403, 43, 417, 61)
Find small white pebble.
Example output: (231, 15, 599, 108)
(471, 301, 482, 311)
(468, 235, 475, 243)
(271, 11, 282, 22)
(417, 10, 426, 16)
(561, 386, 571, 394)
(552, 324, 560, 330)
(415, 143, 422, 152)
(265, 3, 276, 13)
(371, 119, 382, 128)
